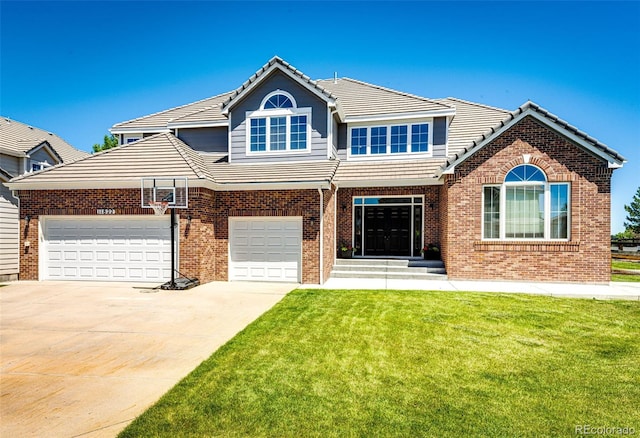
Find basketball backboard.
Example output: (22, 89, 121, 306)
(141, 177, 188, 209)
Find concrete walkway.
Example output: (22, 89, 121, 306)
(308, 278, 640, 300)
(0, 280, 293, 438)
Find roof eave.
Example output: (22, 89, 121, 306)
(335, 177, 442, 188)
(214, 180, 332, 191)
(344, 108, 456, 123)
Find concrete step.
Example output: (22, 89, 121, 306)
(333, 264, 446, 274)
(330, 270, 447, 280)
(331, 258, 446, 280)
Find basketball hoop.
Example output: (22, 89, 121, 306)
(149, 201, 169, 215)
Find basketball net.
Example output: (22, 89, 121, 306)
(149, 201, 169, 215)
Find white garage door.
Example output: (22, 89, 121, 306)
(42, 216, 172, 282)
(229, 217, 301, 282)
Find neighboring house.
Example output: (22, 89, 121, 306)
(7, 57, 625, 284)
(0, 117, 88, 281)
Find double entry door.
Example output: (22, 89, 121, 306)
(353, 197, 423, 257)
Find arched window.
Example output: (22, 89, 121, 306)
(263, 93, 294, 109)
(483, 164, 570, 240)
(248, 90, 310, 154)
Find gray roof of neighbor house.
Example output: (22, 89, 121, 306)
(0, 116, 88, 162)
(8, 133, 212, 187)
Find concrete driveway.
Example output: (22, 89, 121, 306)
(1, 280, 294, 437)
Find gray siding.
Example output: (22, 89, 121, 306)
(229, 71, 329, 163)
(0, 182, 19, 278)
(0, 154, 21, 177)
(178, 127, 228, 153)
(337, 123, 347, 150)
(433, 117, 447, 158)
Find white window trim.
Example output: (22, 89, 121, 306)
(123, 133, 143, 144)
(245, 107, 312, 156)
(482, 179, 571, 241)
(347, 119, 433, 160)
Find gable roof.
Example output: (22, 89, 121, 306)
(440, 101, 626, 175)
(318, 78, 455, 120)
(0, 117, 88, 162)
(220, 56, 337, 115)
(7, 133, 212, 189)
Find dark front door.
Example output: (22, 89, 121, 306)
(364, 206, 411, 256)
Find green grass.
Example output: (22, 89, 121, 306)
(612, 260, 640, 271)
(611, 259, 640, 282)
(119, 290, 640, 438)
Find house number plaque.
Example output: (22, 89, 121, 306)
(96, 208, 116, 215)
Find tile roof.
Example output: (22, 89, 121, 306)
(0, 116, 88, 162)
(9, 133, 211, 186)
(318, 78, 454, 119)
(435, 97, 511, 158)
(111, 91, 233, 131)
(203, 154, 338, 186)
(220, 56, 336, 114)
(441, 101, 626, 173)
(333, 158, 444, 186)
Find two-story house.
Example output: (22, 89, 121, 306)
(0, 117, 88, 281)
(7, 57, 625, 284)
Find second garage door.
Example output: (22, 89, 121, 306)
(229, 217, 302, 282)
(41, 216, 172, 282)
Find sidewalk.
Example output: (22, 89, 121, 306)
(305, 278, 640, 301)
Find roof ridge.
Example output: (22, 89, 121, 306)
(438, 97, 510, 113)
(221, 56, 336, 112)
(112, 90, 233, 128)
(164, 133, 212, 180)
(335, 78, 454, 110)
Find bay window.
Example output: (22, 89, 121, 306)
(482, 164, 570, 240)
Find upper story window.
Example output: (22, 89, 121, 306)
(483, 164, 570, 240)
(348, 121, 432, 158)
(246, 90, 311, 154)
(30, 160, 51, 172)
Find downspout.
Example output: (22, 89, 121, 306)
(334, 186, 339, 266)
(318, 188, 324, 285)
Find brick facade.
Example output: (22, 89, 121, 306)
(442, 116, 612, 283)
(336, 186, 441, 255)
(15, 116, 615, 285)
(17, 187, 324, 284)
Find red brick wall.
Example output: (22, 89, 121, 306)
(17, 187, 324, 284)
(336, 186, 441, 256)
(213, 189, 321, 284)
(443, 116, 613, 283)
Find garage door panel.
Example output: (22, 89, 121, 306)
(229, 217, 301, 283)
(43, 216, 172, 282)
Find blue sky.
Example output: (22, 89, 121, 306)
(1, 1, 639, 232)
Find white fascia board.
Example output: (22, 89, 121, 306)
(344, 108, 456, 124)
(222, 63, 336, 115)
(335, 178, 443, 188)
(167, 120, 229, 129)
(110, 127, 171, 134)
(215, 181, 332, 191)
(0, 148, 27, 158)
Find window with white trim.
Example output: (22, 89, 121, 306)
(482, 164, 570, 240)
(246, 90, 311, 154)
(349, 122, 431, 157)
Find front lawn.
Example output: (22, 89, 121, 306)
(120, 290, 639, 437)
